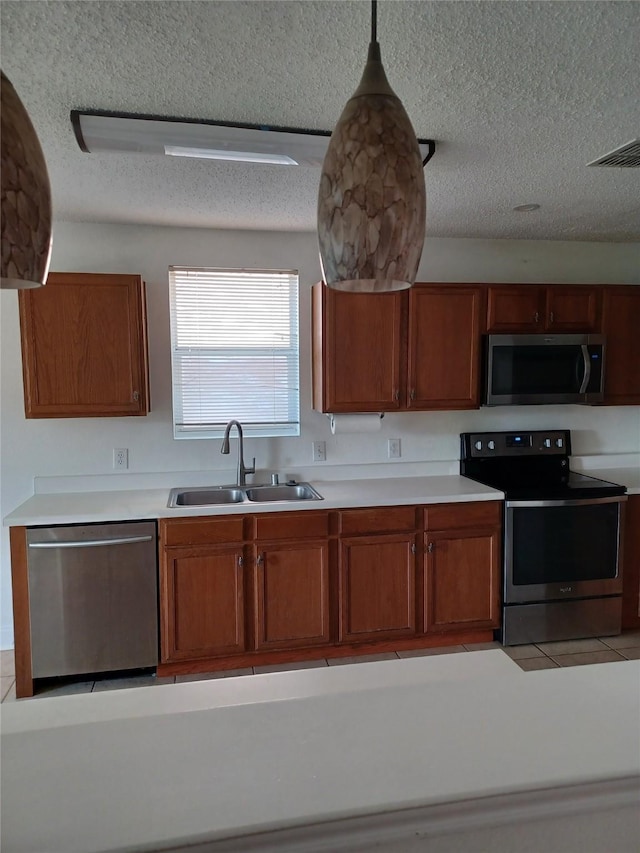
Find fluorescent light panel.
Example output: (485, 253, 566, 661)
(164, 145, 299, 166)
(71, 111, 435, 167)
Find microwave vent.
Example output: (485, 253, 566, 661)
(587, 139, 640, 168)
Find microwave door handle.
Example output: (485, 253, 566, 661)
(578, 344, 591, 394)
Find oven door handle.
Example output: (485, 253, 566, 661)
(578, 344, 591, 394)
(506, 495, 627, 508)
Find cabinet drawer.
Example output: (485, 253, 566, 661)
(424, 501, 501, 531)
(160, 516, 247, 547)
(340, 506, 417, 535)
(254, 511, 329, 541)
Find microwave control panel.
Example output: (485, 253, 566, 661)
(460, 430, 572, 459)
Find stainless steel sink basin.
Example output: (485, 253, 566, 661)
(167, 482, 323, 507)
(168, 487, 245, 507)
(245, 483, 323, 502)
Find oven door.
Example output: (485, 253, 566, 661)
(504, 496, 626, 604)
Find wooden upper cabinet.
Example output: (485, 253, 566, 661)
(486, 285, 545, 332)
(18, 272, 150, 417)
(312, 281, 482, 413)
(601, 286, 640, 405)
(312, 283, 403, 412)
(487, 284, 602, 333)
(408, 285, 483, 409)
(545, 286, 602, 332)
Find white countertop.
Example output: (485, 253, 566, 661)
(2, 651, 639, 853)
(2, 475, 503, 527)
(579, 467, 640, 495)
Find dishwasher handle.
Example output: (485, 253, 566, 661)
(28, 535, 154, 549)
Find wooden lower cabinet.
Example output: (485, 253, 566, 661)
(424, 502, 501, 633)
(162, 546, 245, 661)
(622, 495, 640, 630)
(157, 501, 502, 676)
(339, 533, 417, 642)
(254, 540, 330, 650)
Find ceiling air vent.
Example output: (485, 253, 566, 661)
(587, 139, 640, 167)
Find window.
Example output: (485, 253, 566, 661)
(169, 266, 300, 439)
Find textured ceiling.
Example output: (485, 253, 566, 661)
(1, 0, 639, 241)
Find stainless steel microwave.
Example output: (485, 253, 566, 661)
(484, 334, 605, 406)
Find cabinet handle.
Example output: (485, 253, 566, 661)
(549, 311, 554, 324)
(534, 311, 539, 324)
(427, 542, 434, 553)
(411, 543, 416, 554)
(394, 389, 400, 402)
(133, 390, 140, 401)
(410, 389, 416, 401)
(238, 555, 244, 569)
(257, 553, 264, 566)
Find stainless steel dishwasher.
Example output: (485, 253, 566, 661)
(26, 521, 158, 679)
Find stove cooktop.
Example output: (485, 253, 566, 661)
(460, 430, 627, 501)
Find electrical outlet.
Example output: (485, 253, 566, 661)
(387, 438, 401, 459)
(312, 440, 326, 462)
(113, 448, 129, 469)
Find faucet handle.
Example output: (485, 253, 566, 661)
(270, 473, 280, 485)
(247, 457, 256, 475)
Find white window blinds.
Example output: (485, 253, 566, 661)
(169, 267, 300, 439)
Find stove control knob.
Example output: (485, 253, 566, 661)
(488, 440, 495, 450)
(474, 440, 483, 451)
(556, 438, 563, 448)
(543, 438, 552, 448)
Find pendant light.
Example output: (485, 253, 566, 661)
(1, 71, 52, 289)
(317, 0, 426, 293)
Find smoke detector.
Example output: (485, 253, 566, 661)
(587, 139, 640, 167)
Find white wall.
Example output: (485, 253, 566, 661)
(1, 223, 639, 647)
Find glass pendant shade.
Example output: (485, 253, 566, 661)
(318, 40, 426, 293)
(1, 71, 52, 289)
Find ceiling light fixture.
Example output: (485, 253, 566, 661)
(1, 71, 52, 290)
(71, 110, 434, 168)
(317, 0, 427, 293)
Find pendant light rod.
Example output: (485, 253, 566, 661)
(371, 0, 377, 43)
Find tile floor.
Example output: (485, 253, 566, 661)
(1, 631, 639, 702)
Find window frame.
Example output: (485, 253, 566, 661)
(168, 265, 301, 440)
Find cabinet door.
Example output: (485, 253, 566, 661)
(340, 534, 416, 642)
(545, 286, 602, 332)
(18, 272, 149, 417)
(425, 528, 500, 632)
(601, 286, 640, 405)
(408, 285, 483, 409)
(312, 283, 403, 412)
(254, 540, 330, 650)
(622, 495, 640, 630)
(161, 546, 245, 662)
(486, 285, 544, 332)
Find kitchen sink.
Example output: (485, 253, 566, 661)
(245, 484, 323, 502)
(167, 482, 323, 508)
(168, 487, 245, 507)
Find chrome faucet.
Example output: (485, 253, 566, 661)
(221, 420, 255, 486)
